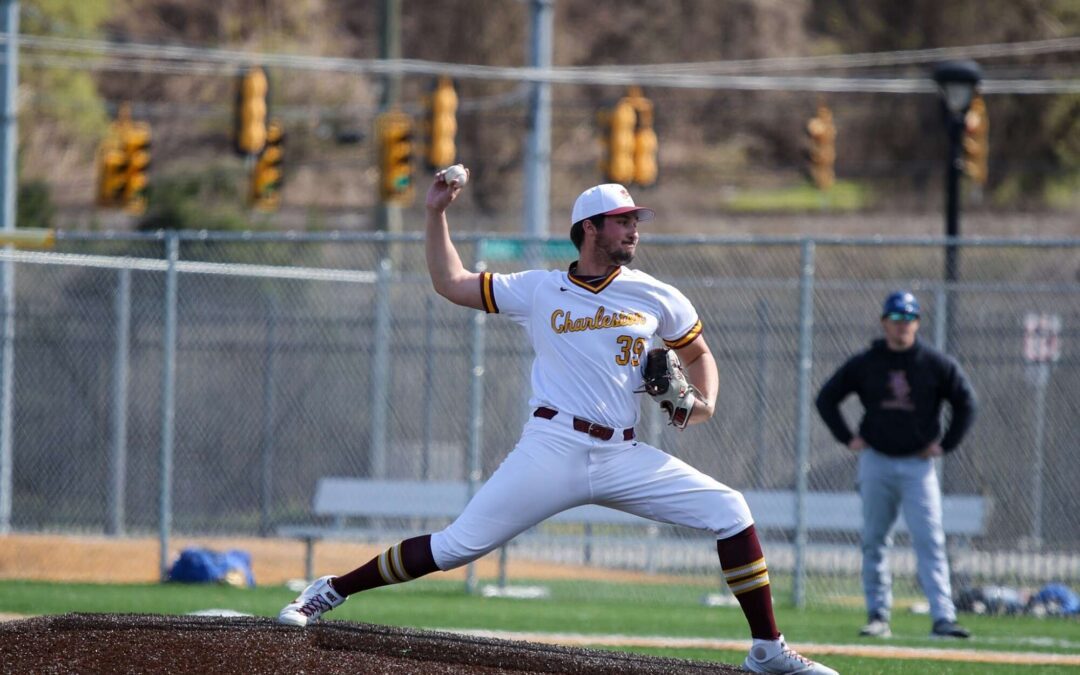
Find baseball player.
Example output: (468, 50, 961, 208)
(279, 170, 836, 675)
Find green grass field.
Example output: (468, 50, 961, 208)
(725, 180, 871, 212)
(1, 578, 1077, 674)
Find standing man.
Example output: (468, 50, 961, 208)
(815, 291, 977, 639)
(279, 170, 837, 675)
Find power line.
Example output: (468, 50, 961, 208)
(588, 37, 1080, 74)
(4, 33, 1079, 94)
(19, 53, 532, 116)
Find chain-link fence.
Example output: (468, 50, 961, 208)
(1, 231, 1077, 607)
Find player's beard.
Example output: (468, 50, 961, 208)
(604, 242, 635, 266)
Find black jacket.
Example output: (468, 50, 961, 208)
(815, 338, 977, 457)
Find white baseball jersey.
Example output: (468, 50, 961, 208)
(480, 265, 702, 429)
(429, 263, 753, 573)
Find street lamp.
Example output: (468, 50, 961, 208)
(932, 60, 982, 353)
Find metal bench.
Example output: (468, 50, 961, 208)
(277, 477, 655, 581)
(279, 477, 988, 581)
(743, 490, 988, 537)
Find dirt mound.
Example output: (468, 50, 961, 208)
(0, 613, 743, 674)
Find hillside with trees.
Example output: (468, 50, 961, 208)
(13, 0, 1080, 235)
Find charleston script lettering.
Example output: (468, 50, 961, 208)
(550, 307, 647, 333)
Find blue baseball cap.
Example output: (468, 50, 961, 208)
(882, 291, 920, 319)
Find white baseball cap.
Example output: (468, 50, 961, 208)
(570, 184, 655, 225)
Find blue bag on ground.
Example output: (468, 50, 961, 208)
(167, 547, 256, 587)
(1033, 583, 1080, 615)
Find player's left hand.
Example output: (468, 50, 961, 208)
(638, 347, 701, 429)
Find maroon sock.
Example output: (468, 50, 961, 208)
(329, 534, 439, 597)
(717, 524, 780, 641)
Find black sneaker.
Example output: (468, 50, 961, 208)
(931, 619, 971, 639)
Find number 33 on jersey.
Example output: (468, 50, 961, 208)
(480, 264, 702, 431)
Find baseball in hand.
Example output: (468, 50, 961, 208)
(443, 164, 468, 187)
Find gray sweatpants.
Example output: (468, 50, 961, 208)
(857, 448, 956, 623)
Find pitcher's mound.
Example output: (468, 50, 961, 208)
(0, 613, 744, 674)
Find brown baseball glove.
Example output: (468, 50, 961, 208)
(638, 347, 701, 429)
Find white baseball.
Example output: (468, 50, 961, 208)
(443, 164, 468, 187)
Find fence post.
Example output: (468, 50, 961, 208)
(792, 239, 816, 609)
(421, 295, 435, 480)
(1030, 362, 1050, 549)
(753, 298, 770, 488)
(107, 267, 131, 536)
(158, 232, 180, 581)
(465, 261, 487, 595)
(370, 257, 393, 478)
(259, 293, 279, 536)
(933, 285, 948, 352)
(0, 246, 12, 536)
(0, 0, 20, 537)
(932, 284, 948, 489)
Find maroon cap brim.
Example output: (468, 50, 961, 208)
(604, 206, 655, 222)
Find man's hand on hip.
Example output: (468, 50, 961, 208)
(847, 436, 867, 453)
(920, 442, 944, 459)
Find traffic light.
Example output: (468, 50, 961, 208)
(96, 140, 127, 208)
(235, 66, 269, 156)
(251, 120, 284, 211)
(97, 104, 150, 213)
(963, 95, 989, 185)
(377, 110, 414, 205)
(627, 89, 658, 187)
(806, 102, 836, 191)
(600, 88, 659, 187)
(426, 76, 458, 169)
(121, 121, 151, 214)
(601, 97, 636, 185)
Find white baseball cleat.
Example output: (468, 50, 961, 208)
(742, 635, 838, 674)
(277, 575, 346, 627)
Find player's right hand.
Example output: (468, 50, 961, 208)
(425, 167, 468, 213)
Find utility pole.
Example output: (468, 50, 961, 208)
(370, 0, 401, 484)
(0, 0, 18, 535)
(523, 0, 553, 244)
(377, 0, 402, 238)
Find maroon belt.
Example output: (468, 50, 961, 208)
(533, 406, 635, 442)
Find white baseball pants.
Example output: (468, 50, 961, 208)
(430, 413, 753, 571)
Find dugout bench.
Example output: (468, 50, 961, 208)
(278, 476, 988, 582)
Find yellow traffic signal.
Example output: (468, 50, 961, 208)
(96, 141, 127, 208)
(252, 121, 284, 211)
(377, 111, 414, 205)
(426, 76, 458, 169)
(601, 98, 636, 185)
(97, 104, 150, 213)
(236, 66, 269, 155)
(601, 87, 659, 187)
(626, 89, 658, 187)
(634, 123, 659, 187)
(806, 103, 836, 191)
(122, 122, 151, 215)
(963, 95, 989, 185)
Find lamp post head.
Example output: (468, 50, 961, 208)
(933, 60, 983, 117)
